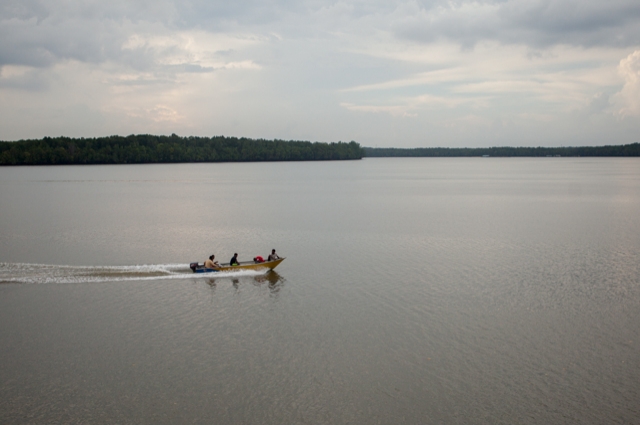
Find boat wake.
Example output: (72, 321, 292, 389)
(0, 262, 265, 285)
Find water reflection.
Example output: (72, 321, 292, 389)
(255, 270, 284, 286)
(205, 278, 217, 292)
(255, 271, 285, 295)
(203, 271, 285, 294)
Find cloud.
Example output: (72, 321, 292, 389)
(338, 41, 625, 119)
(3, 1, 639, 73)
(1, 0, 640, 146)
(393, 0, 640, 48)
(611, 50, 640, 117)
(0, 16, 129, 67)
(341, 92, 470, 116)
(0, 65, 49, 91)
(583, 92, 611, 115)
(0, 1, 271, 70)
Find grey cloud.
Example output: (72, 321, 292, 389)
(584, 92, 612, 115)
(175, 0, 295, 27)
(173, 0, 405, 27)
(0, 18, 131, 67)
(394, 0, 640, 48)
(0, 0, 49, 21)
(0, 0, 174, 25)
(3, 0, 639, 74)
(0, 0, 293, 70)
(0, 0, 177, 68)
(0, 67, 49, 91)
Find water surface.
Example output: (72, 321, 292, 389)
(1, 158, 639, 424)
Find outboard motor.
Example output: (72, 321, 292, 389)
(189, 263, 199, 273)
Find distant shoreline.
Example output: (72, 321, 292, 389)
(364, 143, 640, 158)
(1, 135, 638, 165)
(0, 135, 364, 165)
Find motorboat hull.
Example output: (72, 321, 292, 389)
(190, 258, 285, 273)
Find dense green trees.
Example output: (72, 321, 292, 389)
(0, 135, 364, 165)
(3, 135, 637, 165)
(364, 143, 640, 157)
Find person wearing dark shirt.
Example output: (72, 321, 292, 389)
(230, 253, 239, 266)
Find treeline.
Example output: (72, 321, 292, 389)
(0, 134, 364, 165)
(364, 143, 640, 157)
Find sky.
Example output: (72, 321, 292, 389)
(1, 0, 639, 148)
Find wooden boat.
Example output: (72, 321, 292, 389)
(190, 258, 285, 273)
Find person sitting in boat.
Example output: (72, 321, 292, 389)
(230, 253, 239, 266)
(254, 256, 264, 263)
(268, 249, 280, 261)
(204, 255, 219, 270)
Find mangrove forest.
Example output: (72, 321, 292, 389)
(0, 134, 364, 165)
(2, 134, 638, 165)
(364, 143, 640, 157)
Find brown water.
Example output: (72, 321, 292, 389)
(1, 158, 639, 424)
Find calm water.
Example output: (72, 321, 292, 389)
(1, 158, 639, 424)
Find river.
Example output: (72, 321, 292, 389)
(1, 158, 639, 424)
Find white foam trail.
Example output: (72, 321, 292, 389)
(0, 262, 264, 284)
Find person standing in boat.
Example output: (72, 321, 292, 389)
(268, 249, 280, 261)
(230, 253, 239, 266)
(204, 255, 219, 270)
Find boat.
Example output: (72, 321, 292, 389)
(189, 257, 285, 273)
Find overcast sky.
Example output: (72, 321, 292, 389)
(1, 0, 639, 147)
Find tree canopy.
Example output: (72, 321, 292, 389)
(0, 134, 364, 165)
(364, 144, 640, 157)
